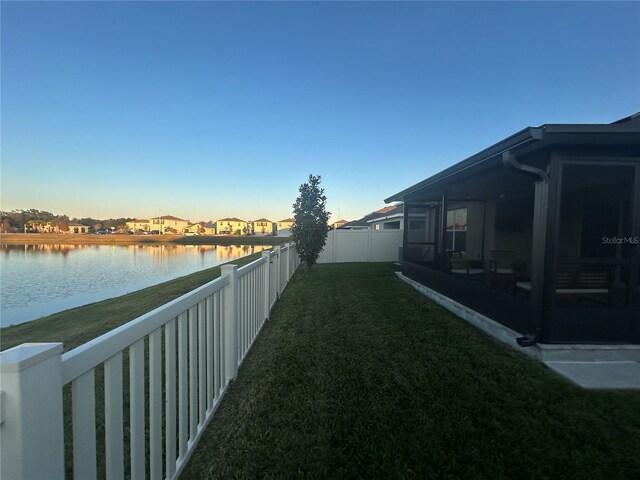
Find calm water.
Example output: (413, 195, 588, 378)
(0, 243, 269, 327)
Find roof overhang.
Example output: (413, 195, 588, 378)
(385, 118, 640, 204)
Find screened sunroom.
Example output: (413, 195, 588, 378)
(387, 114, 640, 345)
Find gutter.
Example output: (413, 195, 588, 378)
(385, 127, 544, 203)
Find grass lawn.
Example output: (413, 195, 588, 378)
(0, 252, 263, 352)
(183, 263, 640, 479)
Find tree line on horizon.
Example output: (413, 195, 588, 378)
(0, 209, 217, 233)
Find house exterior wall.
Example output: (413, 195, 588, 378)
(253, 221, 274, 235)
(126, 220, 150, 232)
(217, 220, 247, 235)
(150, 217, 189, 233)
(67, 224, 90, 234)
(370, 217, 404, 230)
(185, 223, 216, 234)
(277, 220, 295, 231)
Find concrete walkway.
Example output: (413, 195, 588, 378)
(544, 361, 640, 389)
(397, 272, 640, 390)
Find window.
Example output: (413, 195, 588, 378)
(446, 208, 467, 251)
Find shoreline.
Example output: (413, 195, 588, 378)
(0, 232, 290, 246)
(0, 251, 267, 352)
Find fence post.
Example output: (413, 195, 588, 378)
(221, 264, 238, 382)
(285, 244, 291, 283)
(289, 244, 294, 277)
(275, 246, 282, 295)
(367, 228, 372, 262)
(293, 244, 298, 270)
(0, 343, 65, 480)
(332, 230, 337, 263)
(261, 250, 270, 319)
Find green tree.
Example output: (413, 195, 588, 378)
(291, 174, 331, 269)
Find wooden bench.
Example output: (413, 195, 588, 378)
(516, 264, 611, 303)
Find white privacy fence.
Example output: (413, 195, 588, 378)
(0, 244, 300, 480)
(317, 229, 403, 263)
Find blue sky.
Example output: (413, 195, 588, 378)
(1, 1, 638, 223)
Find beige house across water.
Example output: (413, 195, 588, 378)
(149, 215, 190, 234)
(126, 219, 150, 233)
(251, 218, 274, 236)
(185, 222, 217, 235)
(217, 217, 248, 235)
(277, 218, 295, 236)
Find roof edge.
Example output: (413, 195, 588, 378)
(384, 126, 541, 203)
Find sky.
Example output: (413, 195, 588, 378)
(1, 1, 638, 223)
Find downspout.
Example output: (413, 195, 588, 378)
(502, 150, 548, 347)
(502, 151, 548, 181)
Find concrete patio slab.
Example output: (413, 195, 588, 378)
(545, 361, 640, 389)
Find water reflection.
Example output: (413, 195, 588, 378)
(0, 243, 270, 327)
(1, 243, 94, 257)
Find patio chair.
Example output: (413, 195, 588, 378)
(448, 251, 483, 278)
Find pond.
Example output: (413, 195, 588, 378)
(0, 243, 269, 327)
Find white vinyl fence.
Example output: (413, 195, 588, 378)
(317, 229, 403, 263)
(0, 244, 300, 480)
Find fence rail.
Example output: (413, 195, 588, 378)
(0, 244, 300, 480)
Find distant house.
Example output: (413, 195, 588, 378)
(184, 223, 203, 235)
(252, 218, 274, 236)
(201, 222, 217, 235)
(340, 205, 404, 231)
(65, 222, 90, 234)
(185, 222, 216, 235)
(126, 219, 150, 233)
(332, 219, 348, 229)
(369, 204, 404, 230)
(338, 219, 369, 230)
(217, 217, 248, 235)
(149, 215, 189, 234)
(277, 218, 295, 236)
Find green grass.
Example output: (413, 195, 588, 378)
(183, 262, 640, 480)
(0, 252, 263, 352)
